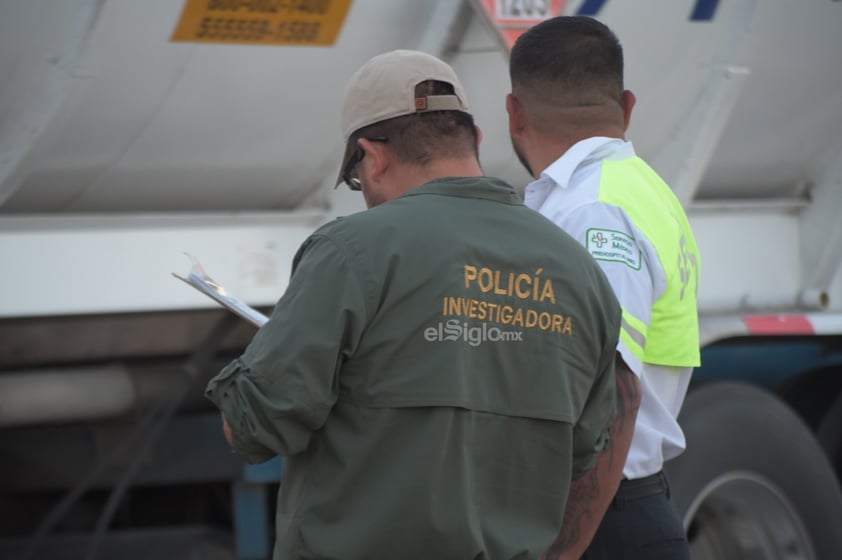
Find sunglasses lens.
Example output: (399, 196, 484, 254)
(343, 148, 365, 190)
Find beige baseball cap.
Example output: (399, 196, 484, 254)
(335, 49, 471, 187)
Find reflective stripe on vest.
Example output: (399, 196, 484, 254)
(599, 156, 701, 367)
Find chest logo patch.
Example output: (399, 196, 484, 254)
(586, 228, 641, 270)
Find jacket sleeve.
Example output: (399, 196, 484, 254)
(205, 233, 369, 463)
(570, 264, 622, 479)
(570, 342, 618, 479)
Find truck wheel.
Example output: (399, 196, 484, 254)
(664, 381, 842, 560)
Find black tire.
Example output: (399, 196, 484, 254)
(664, 381, 842, 560)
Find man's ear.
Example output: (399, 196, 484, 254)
(621, 90, 636, 131)
(358, 137, 389, 183)
(506, 93, 524, 137)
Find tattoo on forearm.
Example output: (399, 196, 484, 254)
(544, 468, 599, 558)
(613, 360, 640, 438)
(544, 422, 617, 558)
(542, 360, 641, 559)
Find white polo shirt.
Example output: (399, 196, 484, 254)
(524, 137, 699, 479)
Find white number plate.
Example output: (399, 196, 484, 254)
(496, 0, 550, 20)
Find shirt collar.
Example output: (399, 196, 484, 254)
(523, 137, 627, 210)
(400, 176, 522, 205)
(540, 137, 623, 189)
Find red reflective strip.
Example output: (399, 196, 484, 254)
(743, 315, 815, 335)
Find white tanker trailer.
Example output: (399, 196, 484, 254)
(2, 0, 842, 558)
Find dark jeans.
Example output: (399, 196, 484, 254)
(582, 472, 690, 560)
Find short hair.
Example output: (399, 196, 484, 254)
(349, 80, 478, 166)
(510, 16, 624, 105)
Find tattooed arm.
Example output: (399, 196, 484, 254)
(542, 355, 641, 560)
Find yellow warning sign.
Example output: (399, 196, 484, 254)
(171, 0, 352, 46)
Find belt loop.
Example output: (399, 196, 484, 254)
(660, 471, 671, 499)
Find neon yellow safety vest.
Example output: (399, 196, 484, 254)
(599, 156, 701, 367)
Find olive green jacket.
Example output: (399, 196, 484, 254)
(206, 177, 620, 560)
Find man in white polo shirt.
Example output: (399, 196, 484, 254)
(507, 16, 701, 560)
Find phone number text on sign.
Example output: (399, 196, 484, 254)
(496, 0, 550, 20)
(171, 0, 351, 46)
(195, 17, 321, 42)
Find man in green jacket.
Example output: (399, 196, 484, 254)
(206, 49, 621, 560)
